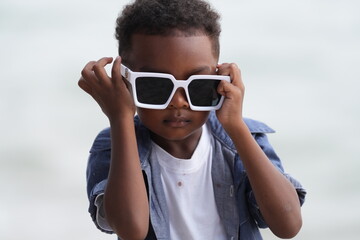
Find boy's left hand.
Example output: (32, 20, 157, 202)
(216, 63, 245, 128)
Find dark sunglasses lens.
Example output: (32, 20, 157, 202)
(136, 77, 174, 104)
(188, 79, 221, 106)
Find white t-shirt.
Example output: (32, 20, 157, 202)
(152, 125, 227, 240)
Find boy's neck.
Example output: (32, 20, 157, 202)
(150, 128, 203, 159)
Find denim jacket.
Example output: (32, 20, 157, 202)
(86, 112, 306, 240)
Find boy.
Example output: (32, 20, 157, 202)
(79, 0, 306, 239)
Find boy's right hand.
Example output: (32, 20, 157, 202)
(78, 56, 136, 122)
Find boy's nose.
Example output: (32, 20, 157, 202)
(168, 88, 190, 109)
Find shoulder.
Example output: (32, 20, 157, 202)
(90, 128, 111, 153)
(207, 112, 275, 150)
(243, 118, 275, 134)
(207, 111, 275, 134)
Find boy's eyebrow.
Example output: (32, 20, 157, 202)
(188, 66, 212, 75)
(138, 66, 165, 73)
(138, 66, 212, 75)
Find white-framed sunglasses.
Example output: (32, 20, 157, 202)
(120, 64, 230, 111)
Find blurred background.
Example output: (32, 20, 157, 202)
(1, 0, 359, 239)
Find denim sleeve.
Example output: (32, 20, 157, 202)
(246, 133, 307, 228)
(86, 128, 114, 233)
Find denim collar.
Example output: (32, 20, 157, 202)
(134, 111, 274, 167)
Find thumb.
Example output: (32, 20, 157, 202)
(111, 56, 122, 86)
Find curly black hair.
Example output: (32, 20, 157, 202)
(115, 0, 221, 62)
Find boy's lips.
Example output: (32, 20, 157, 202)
(163, 116, 191, 127)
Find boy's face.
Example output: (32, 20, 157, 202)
(126, 32, 218, 143)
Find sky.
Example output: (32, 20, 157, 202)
(1, 0, 360, 239)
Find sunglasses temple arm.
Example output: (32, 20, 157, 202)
(120, 64, 130, 80)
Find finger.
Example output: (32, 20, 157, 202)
(78, 77, 93, 95)
(216, 63, 230, 74)
(81, 61, 97, 80)
(218, 63, 243, 88)
(80, 61, 103, 89)
(111, 56, 122, 86)
(228, 63, 243, 88)
(216, 63, 233, 82)
(78, 77, 105, 106)
(217, 80, 232, 97)
(92, 57, 113, 85)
